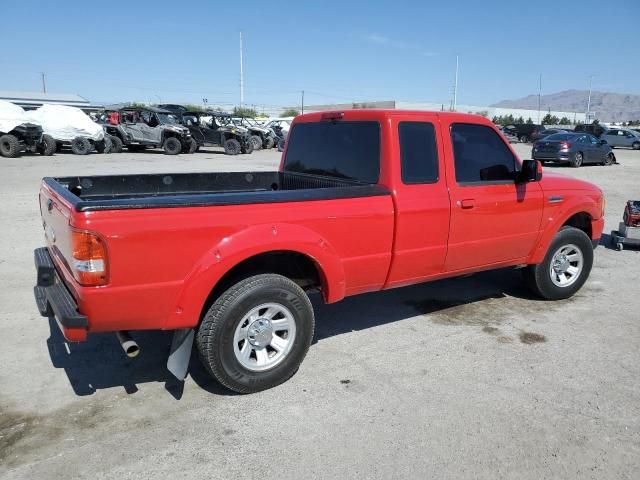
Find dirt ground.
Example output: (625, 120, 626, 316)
(1, 144, 638, 479)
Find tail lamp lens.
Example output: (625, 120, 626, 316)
(71, 230, 109, 286)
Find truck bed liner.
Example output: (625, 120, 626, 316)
(44, 171, 390, 212)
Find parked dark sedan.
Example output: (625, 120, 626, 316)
(532, 133, 615, 167)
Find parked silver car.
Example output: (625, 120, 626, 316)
(602, 128, 640, 150)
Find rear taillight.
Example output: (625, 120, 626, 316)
(321, 111, 344, 120)
(560, 142, 572, 149)
(71, 229, 109, 286)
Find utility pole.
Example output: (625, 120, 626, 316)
(452, 55, 459, 112)
(239, 31, 244, 109)
(301, 90, 304, 114)
(586, 75, 594, 123)
(41, 72, 47, 94)
(537, 74, 542, 124)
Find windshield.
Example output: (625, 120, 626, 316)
(157, 113, 177, 124)
(545, 133, 576, 141)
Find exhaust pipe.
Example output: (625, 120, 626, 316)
(116, 331, 140, 358)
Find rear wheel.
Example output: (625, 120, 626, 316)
(522, 226, 593, 300)
(70, 137, 92, 155)
(602, 153, 614, 166)
(632, 141, 640, 150)
(38, 134, 56, 156)
(0, 134, 20, 157)
(95, 136, 112, 153)
(250, 135, 262, 150)
(196, 274, 315, 393)
(163, 137, 182, 155)
(224, 138, 241, 155)
(264, 137, 275, 149)
(570, 151, 583, 168)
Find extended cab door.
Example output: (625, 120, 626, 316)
(442, 121, 544, 271)
(384, 115, 451, 287)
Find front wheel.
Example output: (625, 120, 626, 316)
(110, 135, 123, 153)
(196, 274, 315, 393)
(163, 137, 182, 155)
(224, 138, 241, 155)
(250, 135, 262, 150)
(241, 138, 254, 154)
(264, 137, 275, 149)
(71, 137, 92, 155)
(522, 226, 593, 300)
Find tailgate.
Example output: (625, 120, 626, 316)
(39, 183, 76, 278)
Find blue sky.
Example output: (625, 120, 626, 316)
(2, 0, 639, 109)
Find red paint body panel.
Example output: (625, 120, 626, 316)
(38, 110, 605, 342)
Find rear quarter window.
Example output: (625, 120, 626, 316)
(283, 121, 380, 183)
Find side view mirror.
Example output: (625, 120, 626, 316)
(599, 139, 607, 145)
(519, 159, 542, 183)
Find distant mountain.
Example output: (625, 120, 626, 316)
(491, 89, 640, 122)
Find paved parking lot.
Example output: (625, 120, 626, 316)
(1, 144, 639, 479)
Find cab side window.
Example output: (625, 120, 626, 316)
(451, 123, 516, 183)
(398, 122, 438, 184)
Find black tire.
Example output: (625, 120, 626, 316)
(570, 151, 583, 168)
(250, 135, 262, 150)
(241, 138, 254, 154)
(110, 135, 123, 153)
(0, 134, 21, 158)
(522, 226, 594, 300)
(95, 136, 112, 153)
(163, 137, 182, 155)
(520, 135, 529, 143)
(185, 138, 198, 154)
(632, 141, 640, 150)
(264, 137, 275, 149)
(602, 153, 614, 166)
(277, 138, 285, 152)
(70, 137, 91, 155)
(196, 274, 315, 393)
(224, 138, 241, 155)
(38, 134, 56, 156)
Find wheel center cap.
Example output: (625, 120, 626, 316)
(554, 255, 570, 273)
(247, 319, 273, 347)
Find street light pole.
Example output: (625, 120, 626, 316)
(239, 31, 244, 109)
(537, 74, 542, 124)
(586, 75, 594, 123)
(452, 55, 459, 112)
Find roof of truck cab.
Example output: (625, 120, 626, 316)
(294, 109, 494, 124)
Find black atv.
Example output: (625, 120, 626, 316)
(0, 123, 55, 158)
(102, 107, 193, 155)
(181, 112, 254, 155)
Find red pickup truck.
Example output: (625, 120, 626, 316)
(34, 110, 605, 393)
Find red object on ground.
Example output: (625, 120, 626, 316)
(623, 201, 640, 227)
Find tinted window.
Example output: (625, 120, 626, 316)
(283, 121, 380, 183)
(545, 133, 576, 141)
(451, 123, 516, 183)
(605, 130, 618, 136)
(399, 122, 438, 183)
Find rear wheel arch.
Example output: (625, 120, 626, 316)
(164, 226, 346, 330)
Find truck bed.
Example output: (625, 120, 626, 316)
(45, 171, 390, 211)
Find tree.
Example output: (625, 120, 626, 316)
(184, 104, 205, 112)
(280, 108, 300, 117)
(526, 118, 534, 124)
(541, 114, 560, 125)
(233, 106, 257, 118)
(515, 116, 525, 124)
(558, 117, 571, 125)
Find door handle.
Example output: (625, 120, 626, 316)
(459, 199, 475, 209)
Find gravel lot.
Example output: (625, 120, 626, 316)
(1, 144, 639, 479)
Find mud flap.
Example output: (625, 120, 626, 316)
(167, 328, 195, 381)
